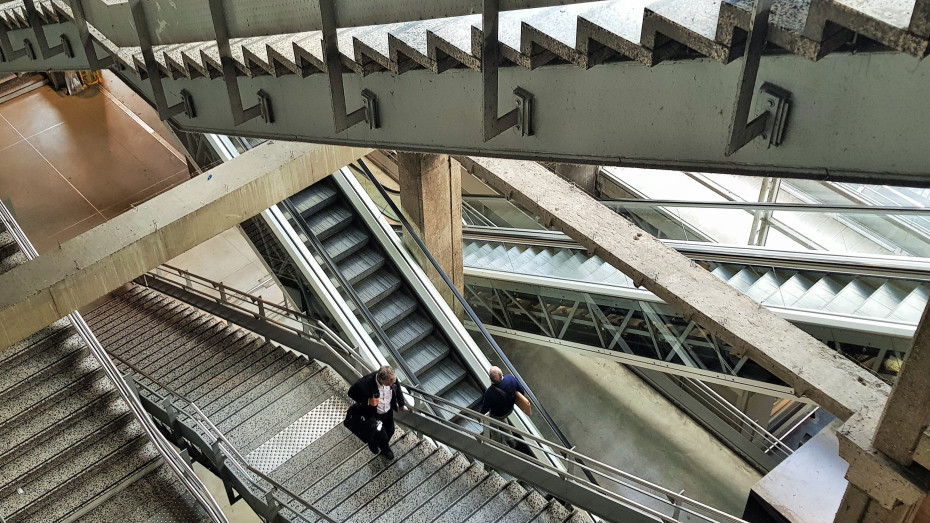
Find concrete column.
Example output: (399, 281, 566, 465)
(397, 152, 463, 309)
(874, 301, 930, 466)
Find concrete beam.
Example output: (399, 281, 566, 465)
(0, 141, 371, 351)
(874, 300, 930, 466)
(456, 156, 889, 421)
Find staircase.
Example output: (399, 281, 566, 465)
(284, 178, 486, 428)
(0, 222, 207, 522)
(85, 285, 588, 523)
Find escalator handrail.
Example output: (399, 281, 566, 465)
(280, 198, 425, 391)
(354, 159, 597, 483)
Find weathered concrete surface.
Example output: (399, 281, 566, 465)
(398, 152, 464, 308)
(874, 300, 930, 466)
(0, 141, 371, 351)
(540, 162, 599, 197)
(457, 156, 888, 420)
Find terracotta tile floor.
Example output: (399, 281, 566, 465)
(0, 80, 188, 253)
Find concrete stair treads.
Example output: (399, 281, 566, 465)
(85, 284, 588, 522)
(73, 465, 208, 522)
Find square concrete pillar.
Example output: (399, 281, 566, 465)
(397, 152, 464, 310)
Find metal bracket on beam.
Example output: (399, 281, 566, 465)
(68, 0, 114, 69)
(208, 0, 273, 125)
(0, 23, 32, 63)
(725, 0, 791, 156)
(482, 0, 534, 141)
(22, 0, 67, 59)
(130, 0, 195, 121)
(319, 0, 379, 132)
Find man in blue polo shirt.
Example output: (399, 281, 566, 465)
(478, 366, 531, 446)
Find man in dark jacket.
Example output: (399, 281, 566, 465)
(347, 365, 407, 460)
(478, 366, 529, 446)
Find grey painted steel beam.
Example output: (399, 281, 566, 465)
(62, 0, 594, 47)
(457, 156, 890, 421)
(2, 20, 930, 184)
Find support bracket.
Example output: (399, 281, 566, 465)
(0, 23, 32, 63)
(23, 0, 67, 59)
(68, 0, 114, 69)
(319, 0, 379, 132)
(482, 0, 534, 141)
(208, 0, 272, 125)
(725, 0, 791, 156)
(130, 0, 195, 121)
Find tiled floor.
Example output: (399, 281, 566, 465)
(0, 81, 188, 253)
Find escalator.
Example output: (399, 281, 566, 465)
(281, 178, 486, 425)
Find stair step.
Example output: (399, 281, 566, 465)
(323, 226, 370, 262)
(193, 347, 296, 412)
(146, 326, 243, 382)
(226, 366, 336, 454)
(419, 358, 468, 397)
(158, 330, 253, 389)
(327, 441, 446, 521)
(211, 357, 316, 427)
(12, 433, 160, 523)
(386, 313, 434, 351)
(0, 320, 73, 369)
(300, 432, 417, 504)
(273, 426, 364, 489)
(2, 420, 147, 516)
(355, 271, 403, 307)
(855, 281, 912, 319)
(402, 335, 451, 375)
(309, 434, 426, 515)
(183, 339, 281, 404)
(434, 471, 509, 523)
(466, 481, 528, 522)
(0, 375, 115, 460)
(370, 292, 418, 330)
(306, 204, 354, 240)
(292, 182, 338, 218)
(339, 248, 386, 284)
(0, 332, 84, 394)
(0, 407, 134, 498)
(74, 464, 206, 522)
(0, 353, 103, 426)
(374, 453, 475, 522)
(444, 380, 484, 411)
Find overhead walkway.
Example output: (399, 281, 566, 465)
(2, 1, 930, 183)
(0, 205, 215, 521)
(461, 229, 925, 381)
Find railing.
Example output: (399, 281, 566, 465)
(137, 265, 745, 522)
(138, 264, 373, 379)
(0, 202, 229, 523)
(354, 158, 599, 483)
(672, 377, 793, 462)
(404, 386, 748, 523)
(107, 352, 336, 523)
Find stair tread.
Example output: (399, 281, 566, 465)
(339, 247, 386, 283)
(370, 292, 418, 329)
(374, 453, 475, 522)
(402, 335, 451, 375)
(386, 312, 434, 351)
(356, 271, 403, 307)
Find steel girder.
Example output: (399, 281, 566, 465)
(1, 6, 930, 184)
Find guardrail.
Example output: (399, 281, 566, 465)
(108, 351, 336, 523)
(137, 265, 746, 522)
(0, 201, 228, 523)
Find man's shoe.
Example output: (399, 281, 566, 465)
(368, 440, 379, 454)
(381, 448, 394, 460)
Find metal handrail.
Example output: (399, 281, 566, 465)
(464, 194, 930, 215)
(404, 385, 747, 523)
(142, 265, 351, 353)
(676, 377, 792, 459)
(0, 202, 229, 523)
(280, 198, 426, 391)
(355, 159, 596, 482)
(106, 351, 336, 523)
